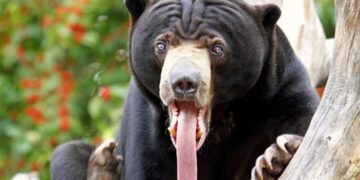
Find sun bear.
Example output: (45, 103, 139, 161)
(51, 0, 319, 179)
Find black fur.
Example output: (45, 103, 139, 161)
(51, 141, 95, 179)
(50, 0, 319, 179)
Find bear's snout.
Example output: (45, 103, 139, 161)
(159, 44, 212, 108)
(170, 64, 201, 101)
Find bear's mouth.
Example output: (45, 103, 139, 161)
(168, 100, 208, 150)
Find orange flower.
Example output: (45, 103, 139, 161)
(25, 107, 45, 124)
(20, 79, 42, 89)
(27, 94, 40, 104)
(78, 0, 90, 4)
(59, 116, 70, 132)
(56, 5, 68, 16)
(70, 6, 83, 16)
(99, 87, 111, 101)
(16, 45, 25, 58)
(42, 15, 54, 27)
(59, 81, 74, 102)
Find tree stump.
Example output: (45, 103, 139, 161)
(279, 0, 360, 179)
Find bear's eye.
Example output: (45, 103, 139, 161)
(211, 44, 224, 55)
(156, 41, 168, 53)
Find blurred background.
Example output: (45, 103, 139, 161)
(0, 0, 335, 179)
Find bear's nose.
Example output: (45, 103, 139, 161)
(170, 65, 200, 99)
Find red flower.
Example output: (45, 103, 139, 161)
(59, 81, 74, 102)
(16, 45, 25, 58)
(58, 70, 74, 102)
(68, 23, 86, 33)
(58, 105, 69, 117)
(20, 79, 42, 89)
(16, 159, 25, 170)
(2, 35, 10, 45)
(68, 23, 86, 43)
(60, 71, 72, 81)
(74, 32, 84, 43)
(25, 107, 45, 124)
(99, 87, 111, 101)
(27, 94, 40, 104)
(59, 116, 70, 132)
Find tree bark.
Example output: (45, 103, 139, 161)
(279, 0, 360, 179)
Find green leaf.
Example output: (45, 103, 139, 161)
(88, 97, 103, 119)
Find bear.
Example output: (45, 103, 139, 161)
(50, 0, 320, 179)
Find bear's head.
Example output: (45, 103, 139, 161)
(124, 0, 281, 150)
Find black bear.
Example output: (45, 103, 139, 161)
(51, 0, 319, 179)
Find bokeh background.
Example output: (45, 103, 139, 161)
(0, 0, 335, 179)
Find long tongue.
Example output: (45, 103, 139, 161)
(176, 102, 198, 180)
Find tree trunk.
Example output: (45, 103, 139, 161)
(246, 0, 331, 87)
(279, 0, 360, 179)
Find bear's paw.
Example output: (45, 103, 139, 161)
(251, 134, 303, 180)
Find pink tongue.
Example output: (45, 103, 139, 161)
(176, 102, 197, 180)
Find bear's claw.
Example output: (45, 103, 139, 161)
(251, 134, 303, 180)
(87, 140, 122, 180)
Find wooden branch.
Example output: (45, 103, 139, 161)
(279, 0, 360, 178)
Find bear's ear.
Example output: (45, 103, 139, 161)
(124, 0, 148, 22)
(256, 4, 281, 32)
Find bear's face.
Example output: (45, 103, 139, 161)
(127, 0, 280, 150)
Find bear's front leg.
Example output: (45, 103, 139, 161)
(87, 140, 123, 180)
(251, 134, 303, 180)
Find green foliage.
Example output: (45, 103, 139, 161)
(315, 0, 336, 38)
(0, 0, 130, 179)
